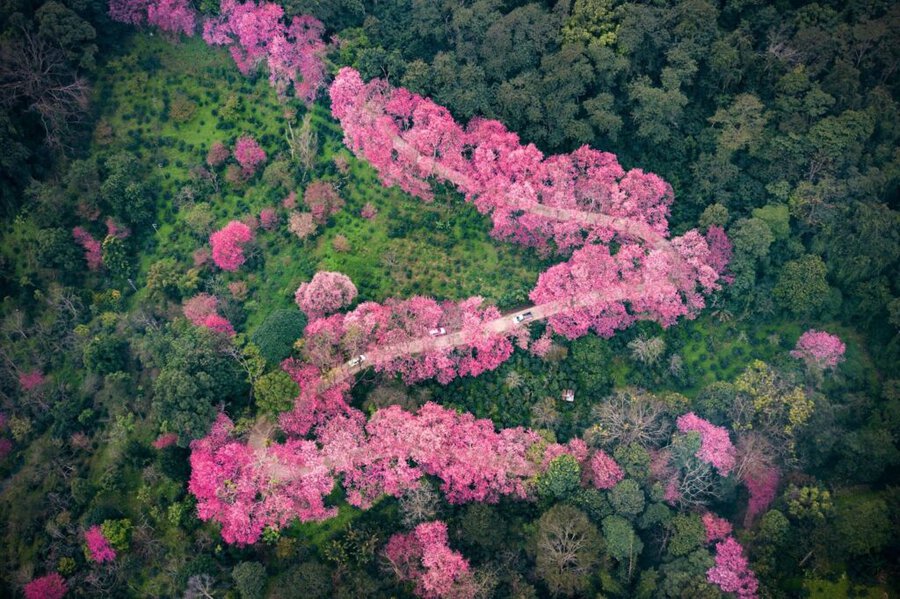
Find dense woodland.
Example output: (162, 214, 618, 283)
(0, 0, 898, 597)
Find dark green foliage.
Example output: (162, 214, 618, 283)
(83, 335, 128, 374)
(271, 561, 332, 599)
(251, 308, 307, 364)
(537, 454, 581, 503)
(232, 561, 266, 599)
(608, 479, 645, 519)
(150, 323, 247, 444)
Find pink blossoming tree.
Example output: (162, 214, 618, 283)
(294, 271, 358, 318)
(790, 329, 846, 370)
(589, 450, 624, 489)
(707, 537, 759, 599)
(210, 221, 254, 271)
(18, 370, 46, 392)
(702, 512, 733, 544)
(84, 525, 116, 563)
(188, 413, 337, 545)
(73, 226, 102, 271)
(233, 136, 266, 175)
(384, 521, 476, 599)
(24, 573, 68, 599)
(675, 412, 736, 476)
(206, 140, 230, 167)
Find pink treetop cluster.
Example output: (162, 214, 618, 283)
(589, 449, 625, 489)
(210, 221, 254, 271)
(108, 0, 196, 36)
(18, 370, 46, 392)
(188, 413, 337, 545)
(73, 226, 103, 271)
(24, 573, 68, 599)
(294, 271, 358, 318)
(317, 403, 541, 508)
(384, 521, 476, 599)
(298, 294, 514, 387)
(277, 360, 356, 436)
(259, 207, 278, 230)
(84, 525, 116, 563)
(330, 68, 684, 256)
(741, 464, 779, 526)
(702, 512, 733, 544)
(182, 293, 236, 336)
(303, 181, 344, 223)
(233, 136, 267, 175)
(790, 329, 846, 370)
(360, 202, 378, 219)
(152, 432, 179, 449)
(202, 0, 326, 103)
(706, 537, 759, 599)
(207, 141, 231, 167)
(676, 412, 736, 476)
(105, 217, 130, 239)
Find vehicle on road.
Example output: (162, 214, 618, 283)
(348, 354, 367, 367)
(429, 327, 447, 336)
(513, 311, 534, 324)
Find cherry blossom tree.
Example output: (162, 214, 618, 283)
(294, 271, 358, 318)
(589, 450, 624, 489)
(210, 221, 254, 271)
(360, 202, 377, 219)
(183, 294, 236, 335)
(201, 0, 326, 103)
(73, 226, 102, 271)
(707, 537, 759, 599)
(790, 329, 845, 370)
(701, 512, 733, 544)
(742, 464, 779, 526)
(675, 413, 736, 476)
(146, 0, 196, 36)
(303, 180, 344, 224)
(206, 141, 230, 167)
(288, 211, 316, 239)
(84, 525, 116, 563)
(188, 413, 337, 545)
(234, 136, 266, 175)
(24, 573, 67, 599)
(152, 432, 178, 449)
(18, 370, 46, 392)
(384, 521, 476, 599)
(259, 207, 278, 230)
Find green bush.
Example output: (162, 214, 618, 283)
(251, 308, 307, 364)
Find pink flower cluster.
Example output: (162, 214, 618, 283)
(589, 450, 624, 489)
(384, 521, 475, 599)
(210, 221, 254, 271)
(294, 271, 358, 318)
(259, 207, 278, 230)
(297, 295, 514, 387)
(152, 432, 179, 449)
(109, 0, 196, 36)
(24, 573, 67, 599)
(790, 329, 846, 370)
(707, 537, 759, 599)
(742, 465, 779, 526)
(701, 512, 733, 544)
(72, 226, 102, 271)
(676, 412, 736, 475)
(188, 413, 337, 545)
(233, 136, 267, 175)
(18, 370, 46, 392)
(182, 293, 235, 336)
(360, 202, 377, 219)
(84, 525, 116, 563)
(202, 0, 326, 103)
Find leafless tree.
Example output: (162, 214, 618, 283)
(0, 28, 90, 150)
(589, 388, 674, 449)
(399, 480, 440, 528)
(183, 574, 216, 599)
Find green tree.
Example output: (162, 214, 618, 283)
(608, 479, 645, 518)
(773, 254, 830, 316)
(537, 454, 582, 502)
(602, 515, 643, 577)
(253, 370, 299, 415)
(151, 323, 246, 445)
(665, 513, 704, 557)
(83, 335, 127, 374)
(232, 561, 266, 599)
(251, 308, 307, 364)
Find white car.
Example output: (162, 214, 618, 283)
(513, 311, 534, 324)
(429, 327, 447, 337)
(348, 354, 367, 367)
